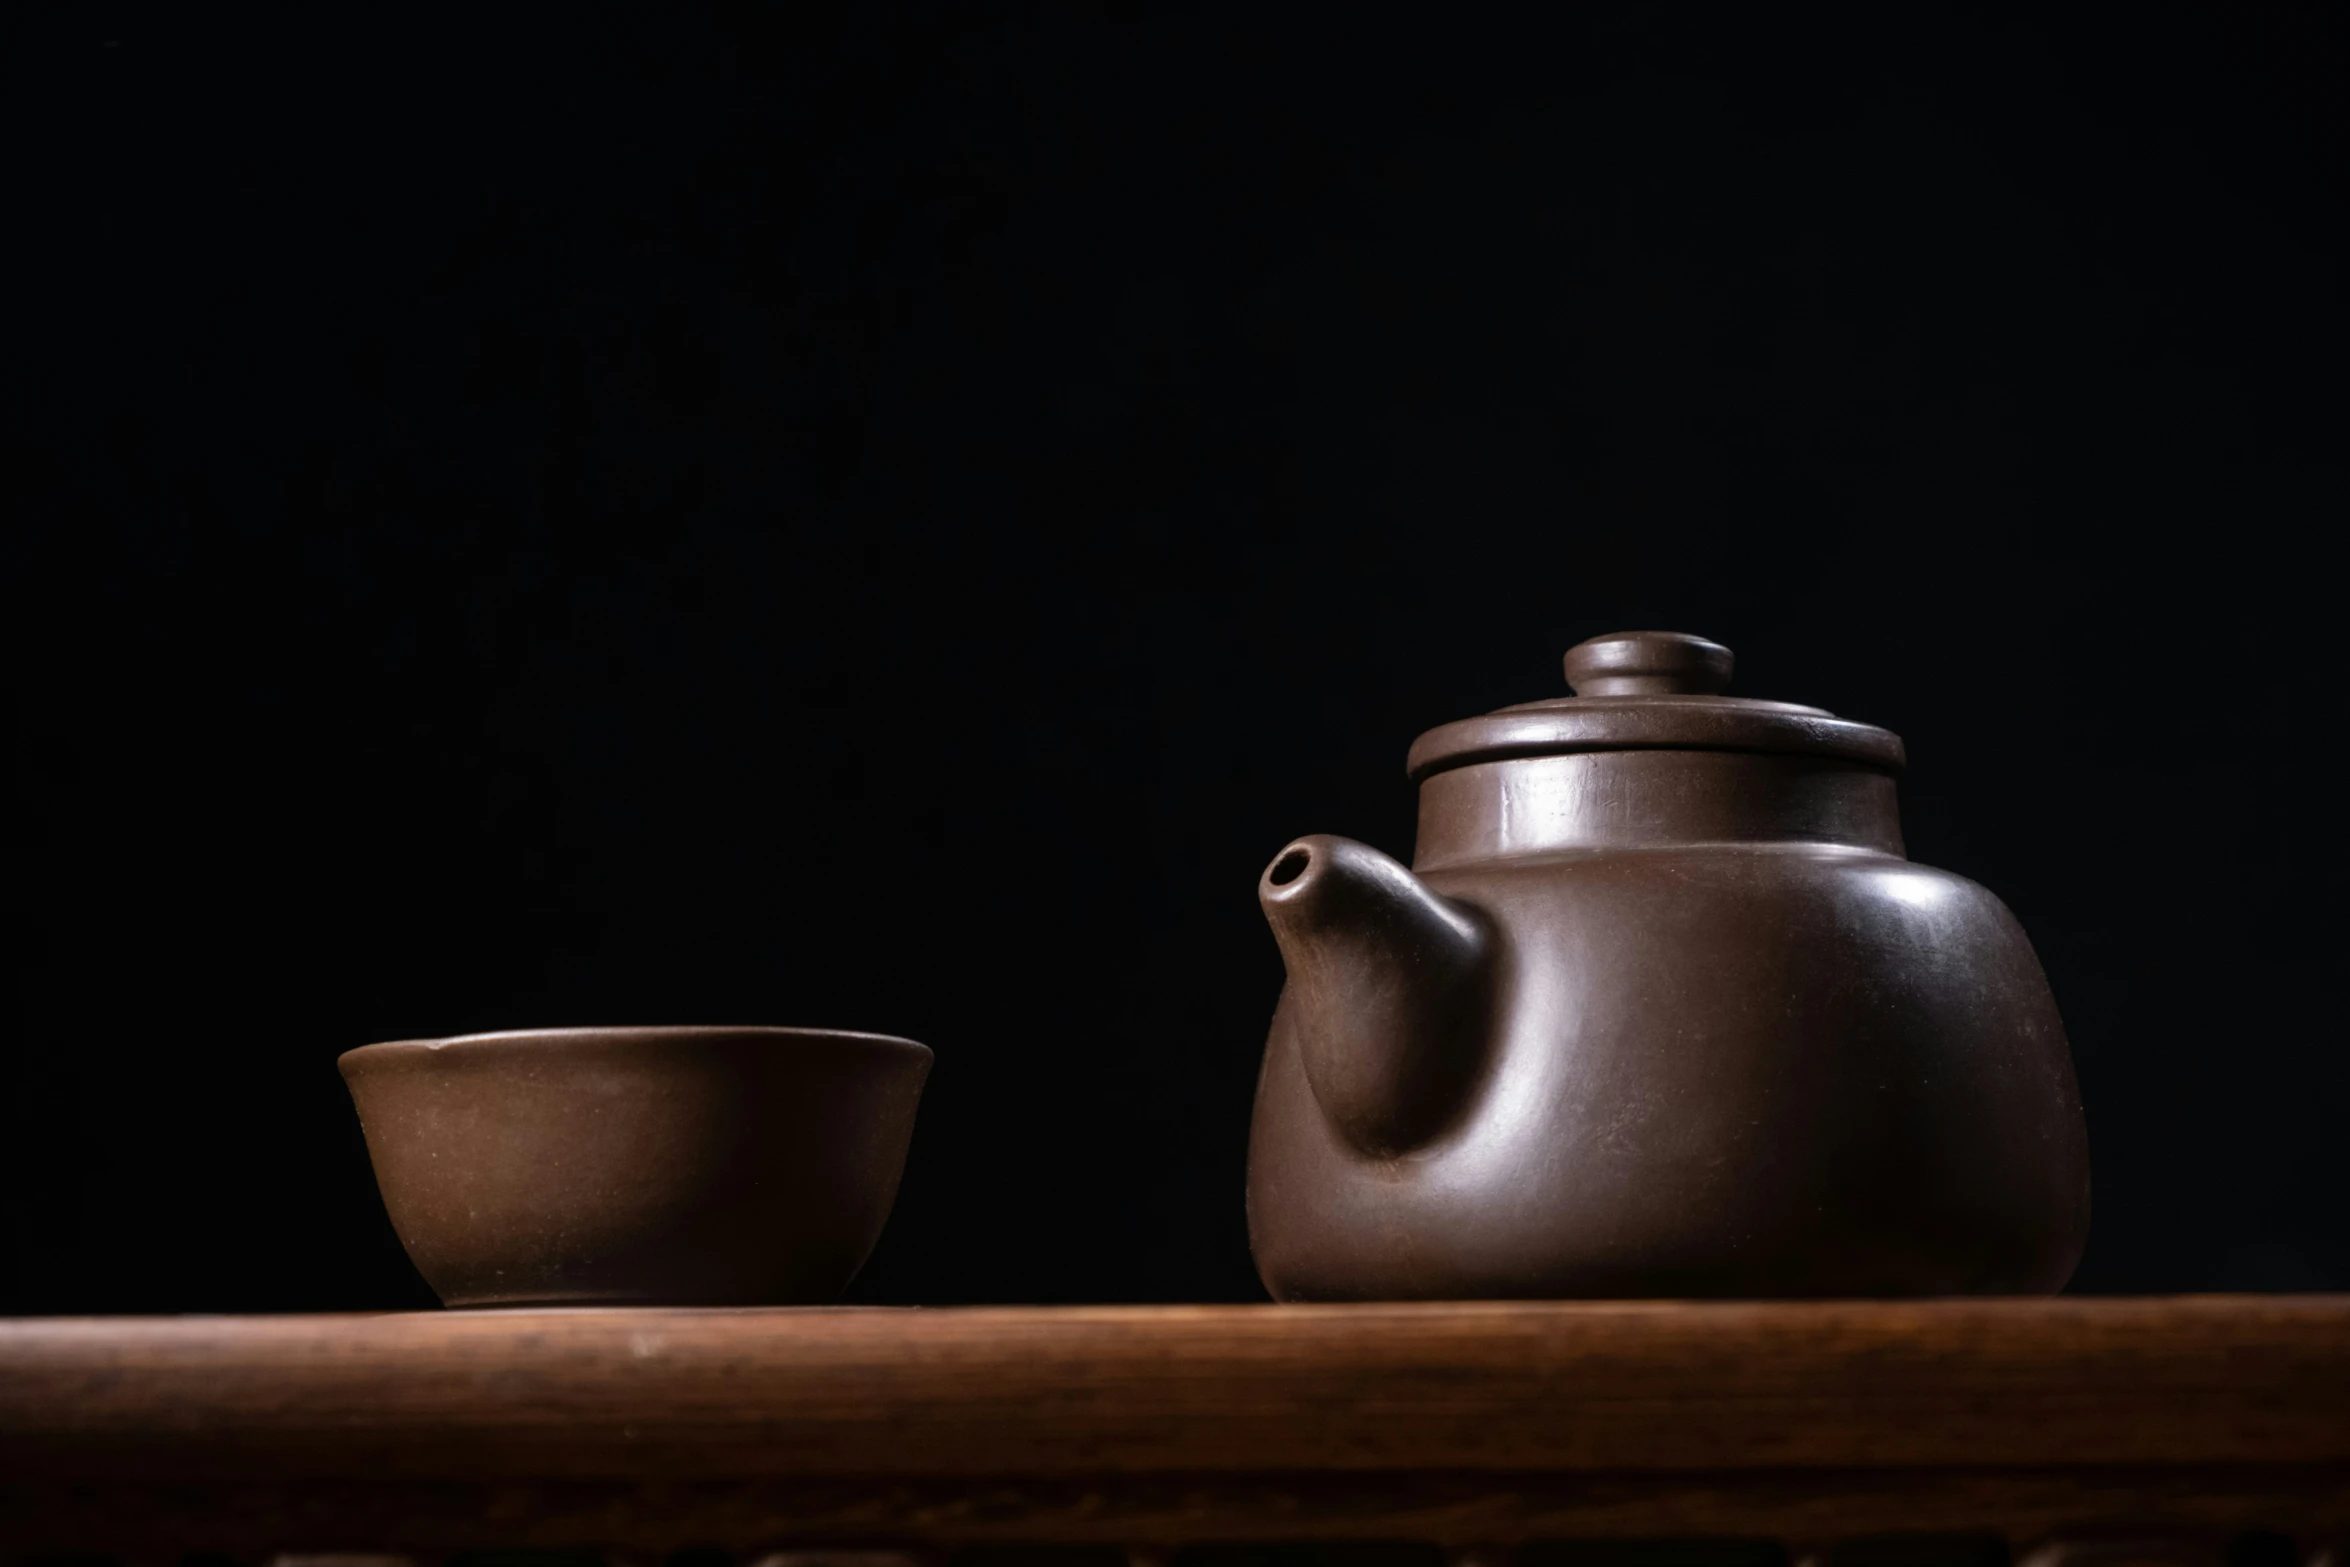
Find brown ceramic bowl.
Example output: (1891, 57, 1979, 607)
(340, 1026, 932, 1307)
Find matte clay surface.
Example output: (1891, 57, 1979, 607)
(340, 1026, 931, 1307)
(1251, 632, 2090, 1300)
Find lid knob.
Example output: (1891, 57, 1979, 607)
(1563, 631, 1734, 696)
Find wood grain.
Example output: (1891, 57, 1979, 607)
(4, 1467, 2348, 1553)
(5, 1298, 2349, 1481)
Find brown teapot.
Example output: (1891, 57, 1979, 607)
(1247, 631, 2090, 1299)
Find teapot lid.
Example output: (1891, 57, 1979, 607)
(1404, 631, 1906, 782)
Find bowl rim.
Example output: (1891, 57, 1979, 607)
(338, 1024, 932, 1074)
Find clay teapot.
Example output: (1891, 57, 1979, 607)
(1247, 631, 2090, 1300)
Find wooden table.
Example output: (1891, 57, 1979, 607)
(4, 1299, 2347, 1563)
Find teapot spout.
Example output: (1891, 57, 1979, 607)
(1258, 835, 1494, 1157)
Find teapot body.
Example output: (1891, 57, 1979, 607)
(1247, 745, 2091, 1300)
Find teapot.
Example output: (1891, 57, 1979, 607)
(1246, 631, 2090, 1299)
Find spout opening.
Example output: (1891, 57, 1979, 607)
(1268, 848, 1313, 887)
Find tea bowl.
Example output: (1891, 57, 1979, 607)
(340, 1025, 932, 1307)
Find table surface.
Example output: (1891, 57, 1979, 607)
(7, 1296, 2350, 1481)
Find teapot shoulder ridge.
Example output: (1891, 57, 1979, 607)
(1417, 840, 1908, 888)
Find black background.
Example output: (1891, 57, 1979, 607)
(6, 4, 2344, 1314)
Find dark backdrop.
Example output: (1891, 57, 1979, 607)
(6, 4, 2343, 1313)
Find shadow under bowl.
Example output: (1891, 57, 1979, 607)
(339, 1025, 933, 1308)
